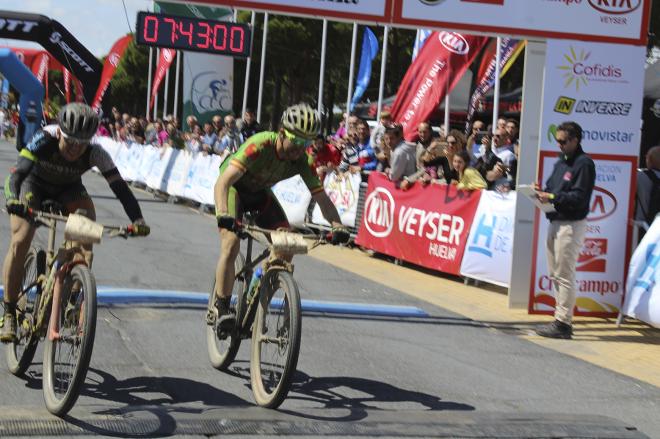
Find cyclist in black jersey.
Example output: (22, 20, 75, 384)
(210, 104, 350, 328)
(1, 103, 150, 343)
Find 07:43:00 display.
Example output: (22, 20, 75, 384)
(141, 15, 247, 54)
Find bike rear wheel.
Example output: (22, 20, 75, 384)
(6, 247, 46, 376)
(250, 270, 301, 408)
(43, 264, 97, 416)
(207, 253, 246, 370)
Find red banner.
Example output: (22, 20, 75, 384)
(92, 35, 132, 111)
(355, 173, 482, 275)
(149, 48, 176, 111)
(30, 52, 49, 83)
(390, 31, 488, 141)
(63, 69, 71, 103)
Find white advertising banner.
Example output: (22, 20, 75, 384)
(166, 150, 194, 198)
(311, 172, 362, 228)
(540, 39, 646, 156)
(460, 190, 516, 288)
(201, 0, 390, 22)
(146, 147, 173, 192)
(183, 51, 233, 129)
(395, 0, 649, 45)
(530, 154, 636, 316)
(271, 175, 312, 227)
(183, 153, 220, 205)
(135, 146, 160, 185)
(622, 216, 660, 328)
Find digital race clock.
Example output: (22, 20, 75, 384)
(135, 11, 252, 57)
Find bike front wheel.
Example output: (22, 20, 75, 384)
(43, 264, 97, 416)
(207, 253, 246, 370)
(250, 270, 301, 408)
(6, 247, 46, 376)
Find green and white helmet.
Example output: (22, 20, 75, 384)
(281, 103, 321, 140)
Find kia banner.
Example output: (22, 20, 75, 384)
(394, 0, 650, 45)
(149, 48, 176, 111)
(540, 39, 646, 156)
(530, 153, 636, 317)
(390, 31, 487, 141)
(92, 34, 132, 111)
(355, 173, 481, 275)
(460, 190, 516, 287)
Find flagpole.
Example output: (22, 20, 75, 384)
(318, 19, 328, 116)
(163, 62, 170, 120)
(346, 23, 358, 121)
(444, 94, 450, 137)
(153, 49, 159, 121)
(492, 36, 502, 135)
(376, 25, 389, 122)
(146, 47, 153, 119)
(257, 12, 269, 125)
(173, 50, 180, 121)
(242, 11, 256, 117)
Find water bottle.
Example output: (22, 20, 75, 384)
(247, 266, 263, 302)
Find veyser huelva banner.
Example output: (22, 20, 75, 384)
(355, 173, 481, 275)
(390, 31, 487, 141)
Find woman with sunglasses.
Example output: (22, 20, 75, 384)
(211, 104, 350, 329)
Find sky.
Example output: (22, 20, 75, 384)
(1, 0, 154, 57)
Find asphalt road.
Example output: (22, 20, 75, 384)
(0, 139, 658, 438)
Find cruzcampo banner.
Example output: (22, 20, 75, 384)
(156, 1, 233, 130)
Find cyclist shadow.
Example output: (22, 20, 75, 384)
(226, 365, 474, 422)
(81, 367, 250, 408)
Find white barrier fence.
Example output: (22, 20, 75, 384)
(98, 137, 219, 206)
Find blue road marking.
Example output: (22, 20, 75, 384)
(0, 286, 429, 318)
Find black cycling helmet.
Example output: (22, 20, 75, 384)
(281, 103, 321, 140)
(58, 103, 99, 142)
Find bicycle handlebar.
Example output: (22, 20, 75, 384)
(20, 209, 139, 239)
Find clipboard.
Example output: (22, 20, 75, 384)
(518, 184, 556, 213)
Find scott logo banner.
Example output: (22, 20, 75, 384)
(355, 173, 481, 275)
(390, 31, 487, 141)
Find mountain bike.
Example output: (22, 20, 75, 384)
(207, 217, 328, 408)
(2, 202, 140, 416)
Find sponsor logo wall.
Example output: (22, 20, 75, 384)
(395, 0, 649, 44)
(541, 40, 645, 155)
(530, 153, 636, 316)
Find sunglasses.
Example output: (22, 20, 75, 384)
(283, 130, 312, 148)
(556, 138, 571, 145)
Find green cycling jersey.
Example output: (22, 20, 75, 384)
(219, 131, 323, 195)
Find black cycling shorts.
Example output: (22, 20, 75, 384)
(226, 186, 289, 230)
(18, 175, 91, 211)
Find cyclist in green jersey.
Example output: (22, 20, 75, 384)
(210, 104, 349, 327)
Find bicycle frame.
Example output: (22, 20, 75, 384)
(234, 224, 321, 333)
(26, 214, 89, 342)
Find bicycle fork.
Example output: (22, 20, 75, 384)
(47, 262, 84, 342)
(47, 267, 66, 342)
